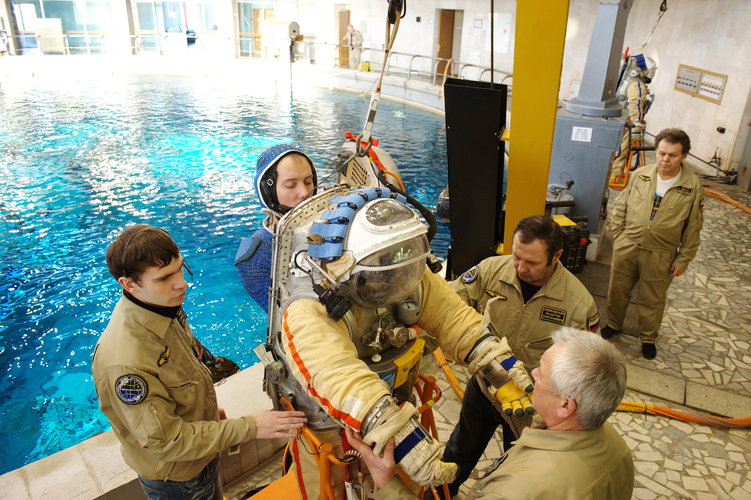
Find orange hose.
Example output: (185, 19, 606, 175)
(433, 348, 465, 400)
(616, 401, 751, 428)
(703, 187, 751, 215)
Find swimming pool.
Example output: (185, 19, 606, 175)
(0, 74, 449, 474)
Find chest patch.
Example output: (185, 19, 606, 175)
(462, 266, 479, 283)
(675, 186, 693, 196)
(588, 313, 600, 332)
(638, 174, 651, 181)
(540, 306, 567, 325)
(479, 453, 509, 479)
(158, 346, 170, 367)
(484, 289, 507, 300)
(115, 374, 148, 405)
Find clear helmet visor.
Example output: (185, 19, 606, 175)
(346, 234, 430, 308)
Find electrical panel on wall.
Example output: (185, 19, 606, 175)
(674, 64, 727, 104)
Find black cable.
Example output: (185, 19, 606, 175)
(377, 171, 438, 242)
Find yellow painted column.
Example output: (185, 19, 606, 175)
(503, 0, 571, 252)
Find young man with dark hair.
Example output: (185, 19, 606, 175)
(439, 215, 600, 498)
(93, 224, 306, 500)
(603, 127, 704, 359)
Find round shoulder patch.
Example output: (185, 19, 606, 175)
(462, 266, 479, 283)
(115, 374, 148, 405)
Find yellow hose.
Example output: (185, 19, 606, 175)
(432, 348, 465, 400)
(703, 187, 751, 215)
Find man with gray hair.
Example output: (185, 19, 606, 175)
(346, 327, 634, 499)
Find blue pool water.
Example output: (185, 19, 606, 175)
(0, 74, 449, 474)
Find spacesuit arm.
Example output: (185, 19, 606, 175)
(283, 298, 390, 429)
(673, 185, 704, 271)
(417, 270, 485, 361)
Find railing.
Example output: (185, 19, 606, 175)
(2, 32, 512, 90)
(357, 46, 512, 87)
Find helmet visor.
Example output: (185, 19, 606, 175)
(347, 235, 430, 308)
(350, 259, 426, 308)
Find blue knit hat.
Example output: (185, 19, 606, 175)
(254, 144, 316, 214)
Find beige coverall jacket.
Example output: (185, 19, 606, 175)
(376, 422, 634, 500)
(606, 164, 704, 341)
(92, 297, 258, 481)
(450, 255, 600, 373)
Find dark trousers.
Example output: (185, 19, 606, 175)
(138, 456, 222, 500)
(441, 376, 515, 497)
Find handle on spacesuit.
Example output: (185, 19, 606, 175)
(361, 397, 457, 487)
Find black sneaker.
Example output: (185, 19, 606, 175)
(642, 343, 657, 360)
(601, 326, 620, 339)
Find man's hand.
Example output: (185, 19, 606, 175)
(670, 266, 685, 277)
(345, 428, 395, 488)
(253, 410, 307, 439)
(362, 399, 457, 487)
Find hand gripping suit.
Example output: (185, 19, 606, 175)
(606, 164, 704, 343)
(261, 186, 532, 498)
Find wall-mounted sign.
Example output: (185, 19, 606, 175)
(674, 64, 727, 105)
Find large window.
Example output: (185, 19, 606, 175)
(11, 0, 112, 54)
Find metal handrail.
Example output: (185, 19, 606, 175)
(3, 32, 512, 88)
(355, 45, 511, 87)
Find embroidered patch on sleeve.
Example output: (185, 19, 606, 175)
(462, 266, 479, 283)
(115, 374, 148, 405)
(540, 306, 567, 325)
(484, 289, 507, 300)
(158, 346, 170, 367)
(588, 313, 600, 332)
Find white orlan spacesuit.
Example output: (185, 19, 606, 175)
(260, 181, 533, 498)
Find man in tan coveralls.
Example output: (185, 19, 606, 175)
(439, 215, 600, 498)
(603, 128, 704, 360)
(92, 224, 306, 500)
(346, 327, 634, 500)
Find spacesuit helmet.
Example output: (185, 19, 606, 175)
(628, 54, 656, 83)
(338, 198, 430, 308)
(254, 144, 317, 215)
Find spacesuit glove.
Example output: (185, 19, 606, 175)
(361, 399, 457, 487)
(392, 418, 457, 487)
(494, 380, 534, 417)
(466, 334, 534, 393)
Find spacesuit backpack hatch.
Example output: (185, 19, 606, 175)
(259, 179, 535, 494)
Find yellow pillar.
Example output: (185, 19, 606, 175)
(503, 0, 571, 252)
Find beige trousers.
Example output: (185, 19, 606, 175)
(605, 237, 675, 343)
